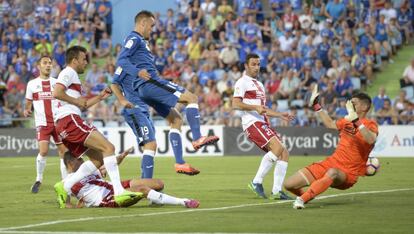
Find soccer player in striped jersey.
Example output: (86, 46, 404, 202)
(24, 55, 68, 193)
(232, 53, 294, 200)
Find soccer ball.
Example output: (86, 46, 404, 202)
(366, 157, 380, 176)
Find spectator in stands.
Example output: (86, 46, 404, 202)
(373, 86, 391, 112)
(0, 76, 6, 105)
(188, 0, 203, 25)
(4, 85, 23, 120)
(399, 101, 414, 124)
(325, 0, 346, 23)
(335, 70, 353, 98)
(351, 47, 374, 86)
(393, 89, 409, 114)
(197, 63, 216, 86)
(397, 4, 412, 45)
(91, 75, 108, 96)
(201, 43, 221, 68)
(376, 99, 399, 125)
(265, 71, 281, 96)
(219, 43, 239, 69)
(92, 14, 106, 48)
(320, 81, 338, 110)
(400, 58, 414, 88)
(85, 62, 103, 87)
(335, 99, 348, 118)
(276, 69, 300, 102)
(96, 0, 113, 35)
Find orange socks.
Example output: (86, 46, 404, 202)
(301, 175, 333, 203)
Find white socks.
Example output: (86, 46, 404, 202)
(63, 160, 98, 192)
(272, 160, 288, 194)
(252, 152, 278, 184)
(147, 189, 186, 206)
(60, 159, 68, 180)
(103, 155, 124, 195)
(36, 154, 47, 182)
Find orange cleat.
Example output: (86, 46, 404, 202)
(175, 163, 200, 176)
(192, 136, 220, 150)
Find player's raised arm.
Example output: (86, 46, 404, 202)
(85, 87, 113, 109)
(110, 83, 134, 108)
(344, 100, 377, 144)
(309, 85, 337, 129)
(265, 109, 295, 122)
(53, 84, 87, 110)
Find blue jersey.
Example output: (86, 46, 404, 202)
(116, 31, 160, 89)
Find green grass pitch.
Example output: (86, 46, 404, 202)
(0, 156, 413, 233)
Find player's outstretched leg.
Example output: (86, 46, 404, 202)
(293, 168, 346, 209)
(166, 109, 200, 175)
(267, 139, 292, 200)
(248, 151, 278, 198)
(179, 91, 219, 150)
(128, 178, 200, 208)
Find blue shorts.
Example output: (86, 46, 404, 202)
(122, 109, 155, 146)
(136, 78, 185, 118)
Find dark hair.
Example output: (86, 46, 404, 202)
(37, 55, 52, 65)
(65, 46, 87, 64)
(135, 10, 154, 24)
(245, 53, 260, 65)
(352, 92, 372, 110)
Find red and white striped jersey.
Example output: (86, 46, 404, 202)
(233, 73, 267, 130)
(69, 172, 110, 207)
(25, 77, 58, 127)
(55, 66, 82, 120)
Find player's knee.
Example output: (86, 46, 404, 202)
(283, 178, 294, 191)
(169, 114, 183, 128)
(154, 179, 164, 191)
(326, 168, 339, 179)
(39, 149, 48, 156)
(186, 92, 198, 104)
(279, 148, 289, 162)
(144, 141, 157, 152)
(103, 143, 115, 155)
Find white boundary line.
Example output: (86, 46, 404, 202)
(0, 187, 413, 233)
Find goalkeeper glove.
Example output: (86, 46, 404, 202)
(309, 85, 322, 111)
(344, 100, 362, 127)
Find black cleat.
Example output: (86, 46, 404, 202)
(31, 181, 42, 193)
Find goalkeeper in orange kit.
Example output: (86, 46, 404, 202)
(283, 86, 379, 209)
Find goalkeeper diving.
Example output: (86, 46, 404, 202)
(283, 85, 379, 209)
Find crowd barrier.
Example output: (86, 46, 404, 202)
(0, 125, 412, 157)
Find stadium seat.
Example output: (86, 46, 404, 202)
(402, 86, 414, 100)
(350, 77, 361, 90)
(92, 120, 104, 128)
(291, 99, 304, 108)
(277, 100, 289, 112)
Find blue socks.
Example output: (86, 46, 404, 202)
(186, 104, 201, 141)
(169, 129, 185, 164)
(141, 150, 155, 178)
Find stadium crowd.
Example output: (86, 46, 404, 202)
(0, 0, 414, 128)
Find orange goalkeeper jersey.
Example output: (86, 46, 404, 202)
(329, 118, 378, 176)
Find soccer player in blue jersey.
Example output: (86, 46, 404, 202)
(112, 10, 219, 178)
(111, 71, 200, 177)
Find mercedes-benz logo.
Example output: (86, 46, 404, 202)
(237, 132, 255, 152)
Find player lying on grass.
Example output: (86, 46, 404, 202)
(63, 147, 200, 208)
(283, 85, 378, 209)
